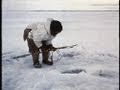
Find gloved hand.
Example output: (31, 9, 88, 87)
(47, 44, 56, 51)
(40, 44, 56, 51)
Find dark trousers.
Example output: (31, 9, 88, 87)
(27, 38, 50, 65)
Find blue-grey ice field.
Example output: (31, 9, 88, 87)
(2, 11, 119, 90)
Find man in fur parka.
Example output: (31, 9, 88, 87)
(23, 18, 63, 68)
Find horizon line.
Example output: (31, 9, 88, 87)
(4, 9, 119, 12)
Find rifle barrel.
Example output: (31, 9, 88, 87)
(56, 44, 77, 50)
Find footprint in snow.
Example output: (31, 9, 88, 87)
(62, 69, 86, 74)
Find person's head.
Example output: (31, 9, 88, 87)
(50, 20, 63, 36)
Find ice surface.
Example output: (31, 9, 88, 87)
(2, 11, 119, 90)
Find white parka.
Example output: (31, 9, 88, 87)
(26, 18, 55, 48)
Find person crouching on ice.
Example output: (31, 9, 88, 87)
(23, 18, 63, 68)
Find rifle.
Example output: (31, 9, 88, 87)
(12, 44, 78, 59)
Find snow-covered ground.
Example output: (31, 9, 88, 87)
(2, 11, 119, 90)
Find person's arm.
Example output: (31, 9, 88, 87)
(40, 40, 56, 51)
(47, 42, 56, 51)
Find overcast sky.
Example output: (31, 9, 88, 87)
(2, 0, 119, 10)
